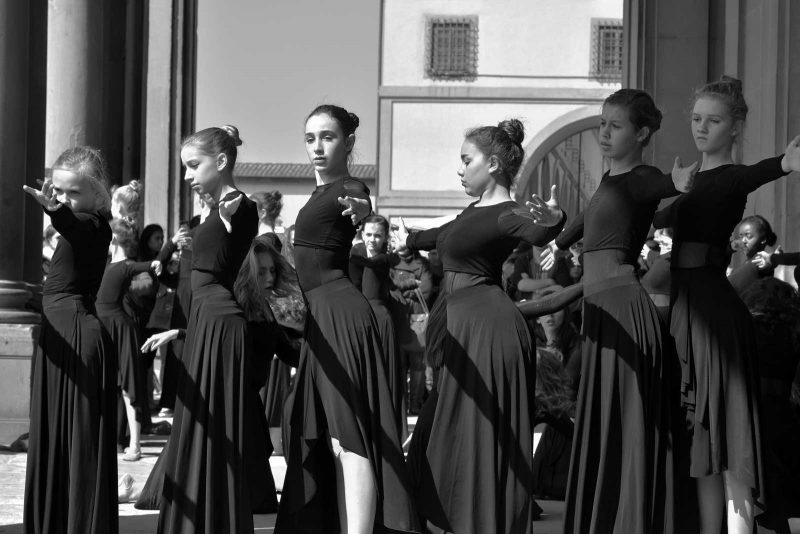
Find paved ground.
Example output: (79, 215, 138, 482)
(3, 419, 797, 534)
(0, 416, 568, 533)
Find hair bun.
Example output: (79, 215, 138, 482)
(347, 112, 360, 131)
(222, 124, 243, 147)
(127, 179, 141, 192)
(498, 118, 525, 147)
(720, 75, 743, 94)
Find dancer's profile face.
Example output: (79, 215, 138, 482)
(598, 104, 647, 160)
(363, 222, 387, 256)
(737, 222, 765, 258)
(255, 251, 276, 291)
(51, 168, 98, 213)
(691, 97, 738, 154)
(457, 140, 494, 197)
(304, 114, 353, 176)
(181, 145, 221, 197)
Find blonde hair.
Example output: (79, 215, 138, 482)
(53, 146, 112, 216)
(111, 179, 142, 219)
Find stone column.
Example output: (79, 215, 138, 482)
(0, 0, 48, 447)
(44, 0, 104, 166)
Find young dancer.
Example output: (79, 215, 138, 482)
(96, 214, 162, 462)
(397, 118, 565, 534)
(157, 125, 259, 533)
(23, 147, 118, 534)
(654, 76, 800, 534)
(275, 105, 419, 534)
(349, 214, 406, 435)
(541, 89, 695, 534)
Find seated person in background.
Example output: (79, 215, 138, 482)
(740, 278, 800, 534)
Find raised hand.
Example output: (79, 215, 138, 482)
(671, 157, 698, 193)
(171, 226, 190, 246)
(218, 194, 243, 233)
(539, 240, 558, 271)
(150, 260, 163, 277)
(338, 196, 371, 226)
(525, 184, 562, 227)
(141, 329, 180, 352)
(23, 179, 60, 210)
(781, 135, 800, 173)
(752, 249, 779, 270)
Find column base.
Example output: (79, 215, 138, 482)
(0, 322, 39, 447)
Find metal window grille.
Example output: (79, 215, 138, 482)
(426, 16, 478, 80)
(590, 19, 623, 81)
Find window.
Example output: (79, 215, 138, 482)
(425, 16, 478, 81)
(590, 19, 623, 81)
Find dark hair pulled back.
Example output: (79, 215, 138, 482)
(603, 89, 663, 147)
(465, 118, 526, 181)
(306, 105, 360, 137)
(740, 215, 777, 247)
(182, 124, 243, 167)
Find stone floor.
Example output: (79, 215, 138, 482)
(4, 418, 797, 534)
(0, 416, 568, 533)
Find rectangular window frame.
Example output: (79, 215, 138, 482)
(425, 15, 479, 81)
(590, 18, 623, 82)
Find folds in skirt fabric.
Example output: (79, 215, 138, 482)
(670, 267, 764, 502)
(158, 285, 254, 534)
(24, 294, 119, 534)
(564, 275, 676, 534)
(408, 279, 536, 534)
(276, 277, 419, 533)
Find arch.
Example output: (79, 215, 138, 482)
(515, 106, 603, 217)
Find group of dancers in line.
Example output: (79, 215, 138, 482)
(20, 73, 800, 534)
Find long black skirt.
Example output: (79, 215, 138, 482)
(369, 298, 406, 438)
(24, 294, 118, 534)
(262, 357, 292, 428)
(407, 279, 536, 534)
(563, 274, 675, 534)
(158, 285, 253, 534)
(275, 277, 419, 533)
(670, 267, 764, 501)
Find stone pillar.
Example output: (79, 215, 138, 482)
(0, 0, 47, 446)
(44, 0, 104, 166)
(624, 0, 710, 171)
(143, 0, 197, 234)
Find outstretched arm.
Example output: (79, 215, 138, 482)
(516, 283, 583, 318)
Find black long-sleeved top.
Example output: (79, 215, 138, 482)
(349, 244, 399, 303)
(43, 206, 112, 297)
(293, 177, 371, 292)
(653, 156, 788, 251)
(191, 190, 258, 291)
(554, 165, 679, 266)
(406, 200, 566, 284)
(96, 260, 155, 315)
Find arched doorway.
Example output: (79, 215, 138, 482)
(515, 106, 606, 218)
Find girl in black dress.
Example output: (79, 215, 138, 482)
(157, 125, 259, 534)
(540, 89, 695, 534)
(349, 214, 406, 436)
(233, 234, 302, 513)
(397, 118, 566, 534)
(96, 216, 162, 462)
(22, 147, 118, 534)
(654, 76, 800, 534)
(276, 105, 419, 534)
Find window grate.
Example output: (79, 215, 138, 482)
(590, 19, 623, 82)
(425, 16, 478, 81)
